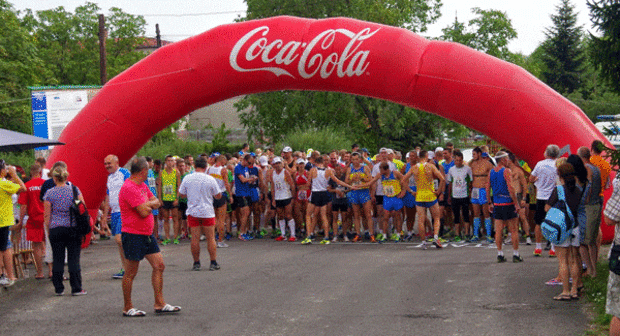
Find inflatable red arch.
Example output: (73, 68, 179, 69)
(48, 16, 613, 239)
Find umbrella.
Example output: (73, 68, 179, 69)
(0, 128, 64, 152)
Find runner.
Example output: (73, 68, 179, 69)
(402, 150, 445, 248)
(207, 155, 233, 248)
(487, 151, 522, 262)
(293, 158, 310, 238)
(17, 164, 46, 279)
(401, 151, 419, 241)
(101, 154, 131, 279)
(157, 155, 181, 246)
(234, 154, 258, 241)
(247, 154, 265, 238)
(364, 162, 407, 242)
(346, 152, 375, 242)
(446, 150, 472, 242)
(119, 157, 180, 317)
(145, 157, 159, 239)
(440, 148, 455, 237)
(267, 157, 297, 242)
(507, 153, 531, 245)
(469, 147, 494, 243)
(328, 162, 350, 242)
(371, 148, 396, 242)
(176, 158, 189, 240)
(179, 156, 223, 271)
(529, 144, 560, 256)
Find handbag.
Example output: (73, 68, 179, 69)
(69, 185, 91, 236)
(610, 243, 620, 276)
(541, 185, 574, 245)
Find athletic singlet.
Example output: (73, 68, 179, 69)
(381, 171, 401, 197)
(161, 169, 178, 201)
(490, 167, 512, 204)
(312, 167, 329, 192)
(416, 163, 436, 202)
(405, 163, 417, 188)
(349, 165, 369, 189)
(295, 171, 311, 201)
(207, 165, 226, 192)
(272, 169, 292, 200)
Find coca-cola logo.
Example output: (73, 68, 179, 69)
(229, 26, 379, 79)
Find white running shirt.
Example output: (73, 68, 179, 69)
(178, 172, 222, 218)
(272, 169, 292, 200)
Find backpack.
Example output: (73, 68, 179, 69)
(541, 185, 574, 245)
(69, 185, 91, 236)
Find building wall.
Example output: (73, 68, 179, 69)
(187, 95, 246, 130)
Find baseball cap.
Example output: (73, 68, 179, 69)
(386, 149, 394, 154)
(379, 147, 388, 153)
(428, 151, 435, 159)
(272, 157, 283, 164)
(435, 147, 444, 152)
(296, 158, 305, 164)
(259, 156, 268, 166)
(361, 148, 368, 153)
(209, 152, 220, 158)
(282, 146, 292, 153)
(481, 152, 489, 158)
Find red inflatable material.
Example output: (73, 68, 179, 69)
(47, 16, 614, 240)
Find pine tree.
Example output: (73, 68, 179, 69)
(541, 0, 585, 94)
(587, 0, 620, 94)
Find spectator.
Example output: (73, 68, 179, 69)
(529, 144, 560, 257)
(36, 157, 49, 179)
(0, 160, 26, 287)
(17, 164, 47, 279)
(604, 174, 620, 335)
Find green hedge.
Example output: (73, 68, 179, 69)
(137, 139, 248, 161)
(274, 127, 355, 155)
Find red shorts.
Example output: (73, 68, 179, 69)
(187, 216, 215, 228)
(26, 220, 45, 243)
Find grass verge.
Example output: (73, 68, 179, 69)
(584, 261, 612, 335)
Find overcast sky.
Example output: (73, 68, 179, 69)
(13, 0, 594, 55)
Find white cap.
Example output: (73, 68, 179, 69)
(282, 146, 292, 153)
(386, 148, 394, 154)
(259, 156, 269, 166)
(405, 152, 410, 158)
(435, 147, 444, 153)
(296, 158, 305, 164)
(428, 151, 435, 159)
(379, 147, 388, 153)
(272, 156, 283, 164)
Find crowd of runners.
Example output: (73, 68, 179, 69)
(0, 140, 616, 315)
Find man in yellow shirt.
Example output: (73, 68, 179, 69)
(0, 160, 26, 286)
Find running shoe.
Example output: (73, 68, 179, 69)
(370, 236, 376, 243)
(161, 239, 170, 246)
(352, 235, 361, 242)
(260, 229, 268, 237)
(217, 241, 229, 248)
(192, 263, 201, 271)
(320, 238, 331, 245)
(525, 236, 532, 245)
(503, 234, 512, 245)
(533, 248, 542, 256)
(497, 255, 507, 263)
(364, 232, 371, 240)
(225, 233, 232, 240)
(332, 236, 339, 243)
(433, 238, 443, 249)
(486, 237, 495, 244)
(112, 270, 125, 279)
(545, 278, 563, 286)
(200, 234, 206, 241)
(239, 234, 249, 241)
(0, 278, 14, 287)
(209, 263, 221, 271)
(469, 236, 480, 243)
(453, 236, 462, 243)
(439, 237, 449, 244)
(288, 236, 297, 242)
(513, 255, 523, 263)
(173, 238, 180, 245)
(343, 236, 350, 242)
(378, 235, 387, 243)
(301, 237, 312, 245)
(390, 233, 400, 242)
(405, 234, 414, 242)
(275, 236, 286, 241)
(376, 233, 384, 241)
(549, 250, 557, 258)
(421, 241, 428, 250)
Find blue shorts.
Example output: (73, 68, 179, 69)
(152, 208, 159, 216)
(416, 199, 438, 208)
(383, 196, 404, 212)
(402, 187, 417, 208)
(250, 188, 260, 203)
(348, 189, 371, 205)
(121, 233, 160, 261)
(110, 212, 122, 236)
(470, 188, 487, 205)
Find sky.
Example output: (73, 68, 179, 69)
(13, 0, 594, 55)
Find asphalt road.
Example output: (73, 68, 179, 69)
(0, 238, 588, 336)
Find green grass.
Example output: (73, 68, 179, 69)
(584, 261, 612, 335)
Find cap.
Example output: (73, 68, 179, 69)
(250, 152, 256, 157)
(282, 146, 293, 153)
(296, 158, 305, 164)
(435, 147, 444, 152)
(428, 151, 435, 159)
(209, 152, 220, 158)
(379, 147, 388, 153)
(405, 152, 410, 158)
(481, 152, 489, 158)
(259, 156, 268, 166)
(273, 157, 283, 164)
(361, 148, 368, 153)
(386, 149, 394, 154)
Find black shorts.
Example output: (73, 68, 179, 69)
(439, 192, 449, 207)
(213, 193, 229, 209)
(534, 199, 547, 225)
(275, 198, 292, 208)
(332, 201, 348, 212)
(179, 202, 188, 220)
(233, 195, 252, 208)
(162, 201, 178, 210)
(310, 191, 331, 207)
(375, 195, 384, 206)
(121, 233, 160, 261)
(0, 226, 9, 252)
(451, 198, 470, 224)
(493, 204, 517, 221)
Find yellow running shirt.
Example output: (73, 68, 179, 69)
(161, 169, 178, 201)
(415, 163, 436, 202)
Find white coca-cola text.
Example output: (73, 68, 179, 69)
(229, 26, 379, 79)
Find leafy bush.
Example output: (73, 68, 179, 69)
(0, 150, 37, 176)
(275, 127, 355, 154)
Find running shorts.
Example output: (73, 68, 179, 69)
(534, 199, 548, 225)
(417, 199, 438, 208)
(161, 200, 178, 210)
(213, 192, 229, 209)
(187, 215, 215, 228)
(451, 197, 470, 224)
(233, 195, 252, 208)
(374, 195, 384, 206)
(26, 220, 45, 243)
(332, 202, 349, 212)
(383, 196, 404, 212)
(179, 202, 188, 220)
(470, 188, 487, 205)
(348, 189, 371, 205)
(275, 198, 293, 208)
(493, 204, 517, 221)
(110, 212, 122, 236)
(310, 191, 331, 207)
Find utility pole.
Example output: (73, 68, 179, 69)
(156, 23, 161, 48)
(98, 14, 107, 85)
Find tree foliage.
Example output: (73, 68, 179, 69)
(587, 0, 620, 94)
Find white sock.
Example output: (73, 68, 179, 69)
(498, 250, 504, 256)
(536, 243, 542, 249)
(551, 244, 555, 252)
(434, 235, 439, 240)
(288, 220, 296, 237)
(514, 250, 520, 257)
(279, 220, 286, 236)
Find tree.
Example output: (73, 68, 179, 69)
(540, 0, 585, 94)
(236, 0, 460, 152)
(587, 0, 620, 94)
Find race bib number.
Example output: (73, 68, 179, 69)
(433, 180, 439, 191)
(471, 188, 480, 200)
(383, 185, 396, 197)
(148, 177, 156, 189)
(352, 180, 362, 187)
(275, 181, 283, 191)
(297, 190, 308, 201)
(163, 185, 174, 196)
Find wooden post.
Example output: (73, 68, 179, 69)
(156, 24, 161, 48)
(98, 14, 107, 85)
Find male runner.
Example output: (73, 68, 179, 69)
(328, 162, 350, 242)
(267, 157, 297, 242)
(234, 154, 258, 241)
(402, 150, 445, 248)
(440, 148, 455, 237)
(178, 156, 223, 271)
(371, 148, 396, 241)
(101, 154, 131, 279)
(157, 155, 181, 245)
(507, 153, 530, 245)
(145, 157, 159, 238)
(487, 151, 523, 262)
(529, 144, 560, 256)
(469, 147, 494, 243)
(401, 150, 419, 241)
(176, 159, 189, 240)
(446, 150, 472, 242)
(207, 155, 233, 248)
(364, 162, 407, 242)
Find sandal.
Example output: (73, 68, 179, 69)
(123, 308, 146, 317)
(154, 303, 181, 314)
(571, 293, 580, 300)
(545, 278, 562, 286)
(553, 294, 573, 301)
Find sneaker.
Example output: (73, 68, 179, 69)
(332, 236, 339, 243)
(533, 248, 542, 256)
(433, 239, 443, 249)
(486, 237, 495, 244)
(260, 229, 268, 237)
(405, 234, 414, 242)
(112, 270, 125, 279)
(239, 234, 249, 241)
(0, 278, 14, 287)
(364, 232, 371, 240)
(439, 237, 449, 243)
(161, 239, 170, 246)
(192, 263, 201, 271)
(209, 263, 221, 271)
(469, 236, 480, 243)
(301, 237, 312, 245)
(55, 291, 64, 296)
(503, 233, 512, 245)
(217, 241, 229, 248)
(513, 255, 523, 263)
(275, 236, 286, 241)
(352, 234, 361, 242)
(288, 236, 297, 242)
(370, 236, 376, 243)
(320, 238, 331, 245)
(72, 290, 88, 296)
(549, 250, 557, 258)
(421, 241, 428, 250)
(379, 235, 387, 243)
(453, 236, 462, 243)
(526, 237, 532, 245)
(497, 255, 507, 263)
(200, 235, 206, 241)
(390, 233, 399, 242)
(376, 233, 384, 241)
(225, 233, 232, 240)
(173, 238, 180, 245)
